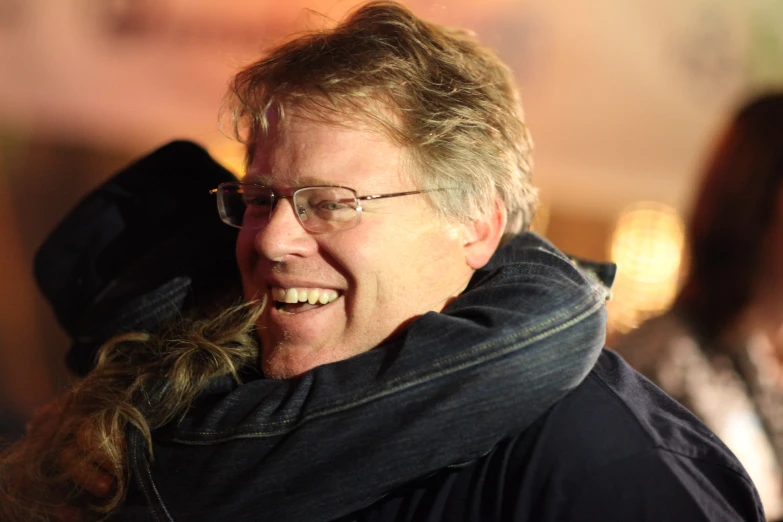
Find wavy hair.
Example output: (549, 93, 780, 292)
(674, 92, 783, 344)
(224, 1, 537, 243)
(0, 300, 263, 521)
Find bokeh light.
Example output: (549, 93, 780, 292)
(608, 201, 685, 334)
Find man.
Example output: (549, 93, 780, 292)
(1, 1, 763, 521)
(115, 2, 760, 520)
(113, 2, 613, 516)
(1, 5, 607, 516)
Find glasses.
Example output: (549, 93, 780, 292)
(211, 182, 437, 233)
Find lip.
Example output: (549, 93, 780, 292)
(264, 276, 345, 292)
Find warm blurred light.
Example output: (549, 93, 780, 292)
(209, 139, 246, 178)
(608, 201, 685, 334)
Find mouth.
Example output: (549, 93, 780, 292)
(270, 286, 341, 315)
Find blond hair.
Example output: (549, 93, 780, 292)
(0, 301, 262, 521)
(225, 1, 537, 242)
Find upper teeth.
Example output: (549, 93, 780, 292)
(272, 287, 339, 305)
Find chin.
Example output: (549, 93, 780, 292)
(262, 363, 302, 380)
(261, 351, 307, 379)
(261, 336, 367, 379)
(261, 343, 321, 379)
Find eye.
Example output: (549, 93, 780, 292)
(242, 191, 273, 208)
(317, 200, 350, 211)
(296, 187, 357, 225)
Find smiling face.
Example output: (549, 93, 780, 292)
(236, 107, 480, 379)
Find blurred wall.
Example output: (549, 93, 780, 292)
(0, 134, 135, 422)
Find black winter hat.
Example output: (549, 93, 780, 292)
(34, 140, 242, 376)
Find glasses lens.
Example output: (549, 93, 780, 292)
(294, 187, 359, 232)
(218, 183, 273, 228)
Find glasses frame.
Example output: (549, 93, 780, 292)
(210, 182, 438, 233)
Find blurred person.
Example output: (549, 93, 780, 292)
(614, 92, 783, 520)
(0, 2, 765, 521)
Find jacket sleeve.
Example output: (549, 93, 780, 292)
(122, 234, 611, 522)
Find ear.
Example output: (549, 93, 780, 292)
(460, 199, 507, 269)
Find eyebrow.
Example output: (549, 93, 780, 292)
(243, 175, 348, 189)
(294, 176, 342, 187)
(242, 174, 271, 186)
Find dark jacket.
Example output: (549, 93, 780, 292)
(335, 350, 764, 521)
(113, 233, 613, 521)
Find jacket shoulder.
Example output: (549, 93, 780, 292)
(500, 350, 764, 521)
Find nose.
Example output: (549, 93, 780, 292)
(254, 197, 317, 260)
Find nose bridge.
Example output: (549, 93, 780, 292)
(255, 195, 314, 259)
(271, 194, 296, 218)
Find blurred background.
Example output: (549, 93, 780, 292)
(1, 0, 782, 430)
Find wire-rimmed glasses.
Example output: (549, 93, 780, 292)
(211, 182, 435, 233)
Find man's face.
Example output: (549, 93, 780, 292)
(236, 108, 476, 378)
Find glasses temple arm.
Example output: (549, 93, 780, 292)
(357, 189, 431, 202)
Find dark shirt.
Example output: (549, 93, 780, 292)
(336, 350, 764, 522)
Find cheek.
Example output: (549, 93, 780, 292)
(325, 232, 392, 298)
(347, 232, 429, 298)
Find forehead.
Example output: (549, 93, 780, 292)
(246, 106, 412, 191)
